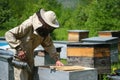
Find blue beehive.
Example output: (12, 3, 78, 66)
(0, 53, 13, 80)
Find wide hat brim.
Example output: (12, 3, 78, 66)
(40, 9, 59, 28)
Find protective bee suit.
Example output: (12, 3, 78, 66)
(5, 9, 63, 80)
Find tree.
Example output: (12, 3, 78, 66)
(0, 0, 11, 29)
(85, 0, 120, 36)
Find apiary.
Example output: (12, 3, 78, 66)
(67, 42, 111, 74)
(34, 66, 98, 80)
(81, 37, 119, 63)
(98, 31, 120, 51)
(68, 30, 89, 42)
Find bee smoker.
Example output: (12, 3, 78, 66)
(12, 59, 31, 72)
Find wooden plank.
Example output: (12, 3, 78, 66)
(67, 47, 110, 57)
(99, 32, 112, 37)
(68, 32, 79, 42)
(67, 47, 94, 57)
(94, 47, 110, 57)
(50, 66, 84, 71)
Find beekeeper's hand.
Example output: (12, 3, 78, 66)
(17, 50, 26, 60)
(56, 60, 64, 66)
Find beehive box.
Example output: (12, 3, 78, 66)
(54, 41, 68, 59)
(0, 54, 14, 80)
(98, 31, 120, 51)
(68, 30, 89, 42)
(34, 66, 98, 80)
(107, 75, 120, 80)
(82, 37, 119, 63)
(98, 31, 120, 37)
(34, 51, 58, 66)
(67, 42, 111, 74)
(34, 46, 62, 66)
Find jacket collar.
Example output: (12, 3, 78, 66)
(32, 13, 43, 31)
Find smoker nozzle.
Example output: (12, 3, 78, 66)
(12, 60, 31, 72)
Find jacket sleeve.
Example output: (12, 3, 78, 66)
(41, 35, 59, 61)
(5, 19, 32, 49)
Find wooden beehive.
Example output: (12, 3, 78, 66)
(67, 42, 111, 74)
(98, 31, 120, 37)
(34, 66, 98, 80)
(82, 37, 119, 63)
(68, 30, 89, 42)
(99, 31, 120, 51)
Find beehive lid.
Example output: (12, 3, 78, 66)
(53, 41, 68, 44)
(68, 30, 89, 32)
(99, 30, 120, 33)
(82, 37, 118, 43)
(67, 42, 101, 45)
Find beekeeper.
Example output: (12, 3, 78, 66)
(5, 8, 64, 80)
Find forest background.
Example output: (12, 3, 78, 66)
(0, 0, 120, 40)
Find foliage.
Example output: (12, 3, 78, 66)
(1, 0, 120, 40)
(0, 0, 11, 29)
(85, 0, 120, 36)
